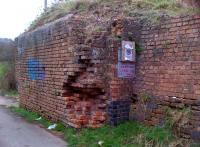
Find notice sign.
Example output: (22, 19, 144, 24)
(122, 41, 135, 62)
(118, 62, 135, 78)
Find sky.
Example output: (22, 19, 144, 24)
(0, 0, 55, 39)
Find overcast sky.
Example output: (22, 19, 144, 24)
(0, 0, 55, 39)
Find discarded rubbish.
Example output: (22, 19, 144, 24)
(35, 117, 42, 121)
(98, 141, 104, 146)
(48, 124, 57, 130)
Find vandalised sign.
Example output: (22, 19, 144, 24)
(121, 41, 135, 62)
(118, 41, 136, 78)
(117, 62, 135, 78)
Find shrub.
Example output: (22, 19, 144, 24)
(0, 38, 16, 94)
(0, 62, 16, 93)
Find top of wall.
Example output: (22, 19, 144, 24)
(17, 13, 200, 51)
(17, 14, 73, 47)
(27, 0, 199, 32)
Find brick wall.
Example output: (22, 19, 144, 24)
(16, 15, 110, 128)
(129, 15, 200, 139)
(16, 13, 200, 139)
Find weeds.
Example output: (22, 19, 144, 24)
(28, 0, 199, 31)
(0, 62, 9, 78)
(29, 0, 99, 30)
(163, 106, 191, 138)
(139, 92, 152, 103)
(11, 106, 177, 147)
(4, 90, 18, 98)
(0, 62, 16, 94)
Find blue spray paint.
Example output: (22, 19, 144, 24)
(27, 57, 45, 80)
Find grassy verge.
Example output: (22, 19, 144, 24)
(4, 90, 19, 98)
(10, 106, 182, 147)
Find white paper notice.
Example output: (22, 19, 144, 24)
(122, 41, 135, 62)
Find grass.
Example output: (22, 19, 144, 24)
(28, 0, 96, 31)
(0, 62, 9, 78)
(10, 106, 181, 147)
(0, 62, 17, 96)
(28, 0, 199, 30)
(28, 0, 199, 31)
(10, 106, 53, 127)
(4, 90, 19, 98)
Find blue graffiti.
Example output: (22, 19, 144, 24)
(27, 57, 45, 80)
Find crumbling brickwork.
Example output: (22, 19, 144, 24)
(17, 15, 109, 128)
(16, 15, 133, 128)
(16, 13, 200, 139)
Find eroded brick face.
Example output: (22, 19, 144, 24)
(131, 15, 200, 139)
(16, 14, 200, 139)
(16, 16, 111, 128)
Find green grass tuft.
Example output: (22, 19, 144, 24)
(10, 106, 178, 147)
(4, 90, 18, 98)
(0, 61, 16, 93)
(10, 106, 39, 122)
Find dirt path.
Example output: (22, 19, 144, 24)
(0, 96, 67, 147)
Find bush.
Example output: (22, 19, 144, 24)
(0, 38, 16, 94)
(0, 62, 16, 93)
(0, 38, 15, 62)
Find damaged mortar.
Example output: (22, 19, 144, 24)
(16, 13, 200, 140)
(16, 14, 133, 128)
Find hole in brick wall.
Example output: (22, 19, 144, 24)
(112, 21, 117, 27)
(42, 66, 45, 71)
(128, 36, 134, 41)
(130, 93, 138, 103)
(117, 35, 122, 39)
(61, 79, 107, 127)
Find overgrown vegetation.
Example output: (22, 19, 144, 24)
(4, 90, 19, 98)
(0, 39, 17, 96)
(135, 44, 143, 55)
(163, 106, 192, 137)
(139, 92, 152, 103)
(28, 0, 199, 31)
(11, 106, 199, 147)
(0, 62, 16, 95)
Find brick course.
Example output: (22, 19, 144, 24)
(16, 14, 200, 139)
(17, 15, 110, 128)
(130, 15, 200, 139)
